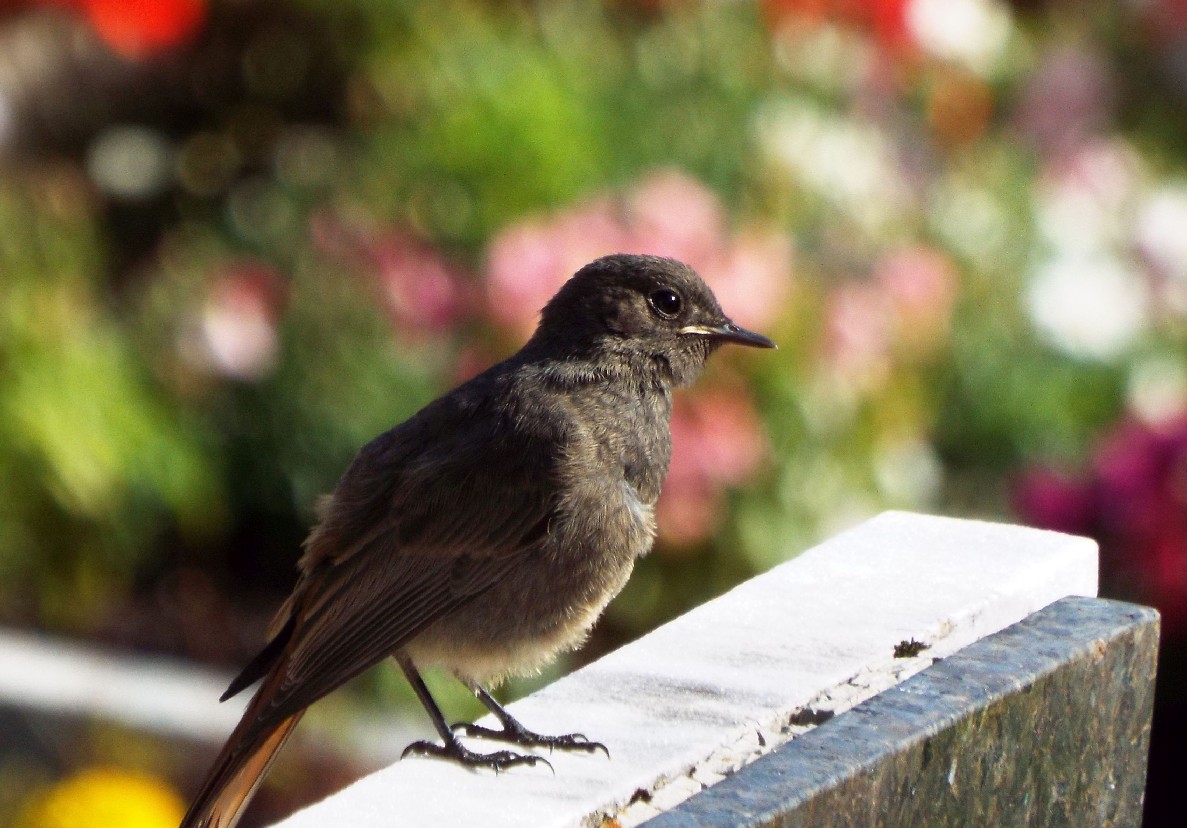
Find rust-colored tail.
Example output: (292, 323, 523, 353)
(180, 697, 304, 828)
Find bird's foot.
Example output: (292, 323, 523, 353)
(401, 737, 552, 773)
(451, 720, 609, 758)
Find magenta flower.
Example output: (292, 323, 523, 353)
(1015, 415, 1187, 636)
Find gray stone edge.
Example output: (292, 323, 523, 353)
(640, 596, 1160, 828)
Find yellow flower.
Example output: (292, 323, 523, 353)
(20, 767, 185, 828)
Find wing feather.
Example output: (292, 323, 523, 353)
(221, 377, 564, 732)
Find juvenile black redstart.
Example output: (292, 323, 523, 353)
(181, 253, 775, 828)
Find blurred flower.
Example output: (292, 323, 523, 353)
(1016, 414, 1187, 635)
(703, 228, 795, 332)
(762, 0, 913, 54)
(906, 0, 1013, 75)
(85, 125, 174, 200)
(309, 211, 473, 342)
(1014, 46, 1115, 160)
(193, 261, 286, 381)
(76, 0, 207, 60)
(657, 388, 768, 548)
(485, 197, 626, 339)
(1014, 466, 1094, 538)
(1135, 182, 1187, 288)
(18, 767, 184, 828)
(1034, 138, 1143, 257)
(875, 244, 957, 354)
(821, 244, 956, 392)
(485, 169, 792, 339)
(1129, 356, 1187, 426)
(1025, 254, 1149, 361)
(624, 169, 727, 270)
(925, 69, 994, 149)
(874, 438, 943, 506)
(823, 280, 893, 393)
(756, 98, 911, 236)
(368, 232, 472, 341)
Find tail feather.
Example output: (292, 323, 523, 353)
(181, 695, 305, 828)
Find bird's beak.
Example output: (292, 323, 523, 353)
(680, 321, 777, 349)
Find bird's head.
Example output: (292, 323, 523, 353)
(526, 254, 775, 387)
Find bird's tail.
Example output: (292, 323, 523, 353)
(179, 702, 304, 828)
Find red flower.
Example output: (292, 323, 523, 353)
(762, 0, 912, 52)
(41, 0, 208, 59)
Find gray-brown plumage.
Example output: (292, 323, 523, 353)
(180, 254, 775, 828)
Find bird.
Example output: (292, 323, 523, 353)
(180, 253, 776, 828)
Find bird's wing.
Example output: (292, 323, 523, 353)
(228, 384, 563, 718)
(185, 385, 563, 828)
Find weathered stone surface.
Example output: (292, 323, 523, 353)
(644, 596, 1158, 828)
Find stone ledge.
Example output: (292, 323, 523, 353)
(272, 512, 1098, 827)
(643, 596, 1158, 828)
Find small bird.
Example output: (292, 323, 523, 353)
(180, 254, 775, 828)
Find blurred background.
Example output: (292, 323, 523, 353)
(0, 0, 1183, 825)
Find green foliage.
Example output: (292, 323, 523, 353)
(1, 0, 1184, 669)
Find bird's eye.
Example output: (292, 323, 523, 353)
(648, 288, 683, 319)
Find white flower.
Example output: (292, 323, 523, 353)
(907, 0, 1013, 76)
(1026, 255, 1148, 360)
(1135, 183, 1187, 283)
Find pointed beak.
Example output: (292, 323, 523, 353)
(681, 321, 777, 349)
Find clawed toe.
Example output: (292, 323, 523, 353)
(454, 723, 610, 758)
(400, 738, 552, 773)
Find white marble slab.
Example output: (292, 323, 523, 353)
(273, 511, 1097, 828)
(0, 627, 245, 741)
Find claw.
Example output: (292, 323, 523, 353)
(458, 723, 610, 758)
(400, 738, 552, 773)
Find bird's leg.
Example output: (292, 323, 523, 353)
(452, 680, 609, 758)
(395, 655, 549, 772)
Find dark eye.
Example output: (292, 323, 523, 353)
(648, 288, 683, 319)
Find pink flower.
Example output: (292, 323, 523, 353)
(625, 169, 727, 271)
(484, 169, 792, 340)
(820, 245, 955, 392)
(702, 228, 795, 332)
(657, 388, 768, 548)
(369, 232, 470, 340)
(875, 245, 957, 353)
(822, 281, 892, 392)
(485, 197, 627, 339)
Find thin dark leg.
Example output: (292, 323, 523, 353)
(453, 681, 609, 758)
(395, 655, 548, 772)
